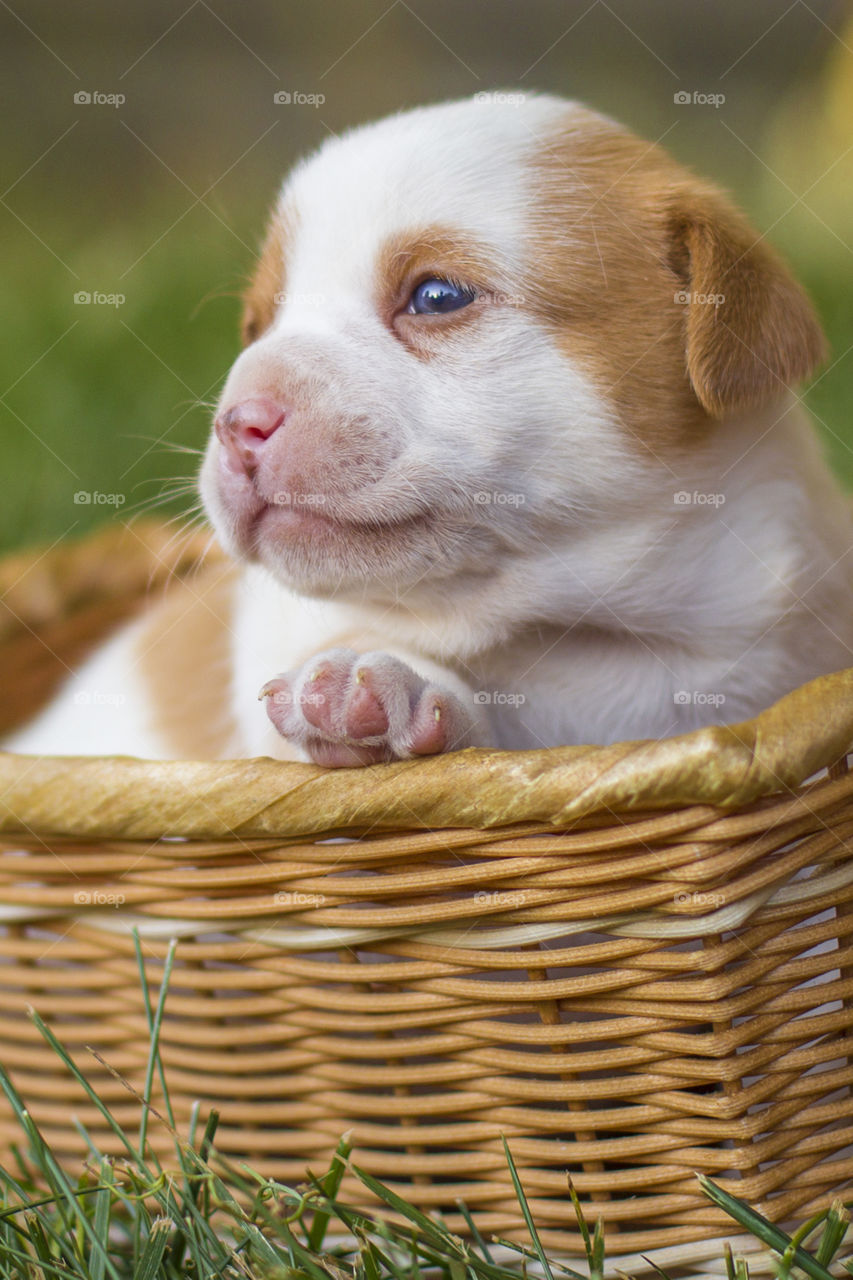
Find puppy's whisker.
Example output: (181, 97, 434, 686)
(155, 442, 205, 458)
(129, 476, 200, 492)
(161, 519, 220, 588)
(124, 432, 203, 448)
(126, 476, 199, 500)
(136, 510, 212, 596)
(123, 484, 202, 522)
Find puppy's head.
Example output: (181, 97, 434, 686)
(200, 93, 824, 624)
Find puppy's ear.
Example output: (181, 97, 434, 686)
(669, 190, 826, 416)
(241, 213, 287, 347)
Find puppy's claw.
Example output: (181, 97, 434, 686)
(258, 677, 286, 701)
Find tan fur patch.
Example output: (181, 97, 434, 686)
(241, 201, 297, 346)
(525, 109, 825, 453)
(133, 564, 239, 758)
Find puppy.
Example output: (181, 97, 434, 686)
(9, 92, 853, 766)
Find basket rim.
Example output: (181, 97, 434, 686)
(1, 665, 851, 839)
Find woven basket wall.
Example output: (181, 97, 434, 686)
(1, 520, 853, 1273)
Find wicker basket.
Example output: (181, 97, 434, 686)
(1, 520, 852, 1275)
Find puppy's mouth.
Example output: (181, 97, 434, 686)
(212, 466, 435, 568)
(248, 493, 431, 545)
(231, 488, 445, 598)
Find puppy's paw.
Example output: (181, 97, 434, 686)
(259, 648, 481, 767)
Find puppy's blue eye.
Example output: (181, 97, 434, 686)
(407, 278, 475, 315)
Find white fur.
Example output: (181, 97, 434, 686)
(8, 94, 853, 762)
(7, 619, 170, 757)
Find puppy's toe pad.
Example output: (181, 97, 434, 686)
(344, 671, 390, 738)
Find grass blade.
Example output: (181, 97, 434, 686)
(698, 1175, 835, 1280)
(489, 1235, 587, 1280)
(134, 1217, 171, 1280)
(24, 1009, 150, 1175)
(24, 1211, 56, 1271)
(135, 934, 178, 1159)
(816, 1201, 849, 1267)
(89, 1162, 113, 1280)
(307, 1132, 352, 1252)
(566, 1175, 593, 1270)
(17, 1107, 122, 1280)
(501, 1137, 555, 1280)
(350, 1163, 468, 1256)
(591, 1214, 605, 1280)
(454, 1197, 494, 1264)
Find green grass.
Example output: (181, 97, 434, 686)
(0, 208, 247, 555)
(797, 264, 853, 488)
(0, 933, 849, 1279)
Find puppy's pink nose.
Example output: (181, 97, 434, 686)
(215, 397, 286, 447)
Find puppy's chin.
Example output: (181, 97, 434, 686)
(199, 448, 463, 600)
(248, 501, 443, 599)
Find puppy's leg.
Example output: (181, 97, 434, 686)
(259, 647, 491, 767)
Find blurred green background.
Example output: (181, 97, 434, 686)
(1, 0, 852, 554)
